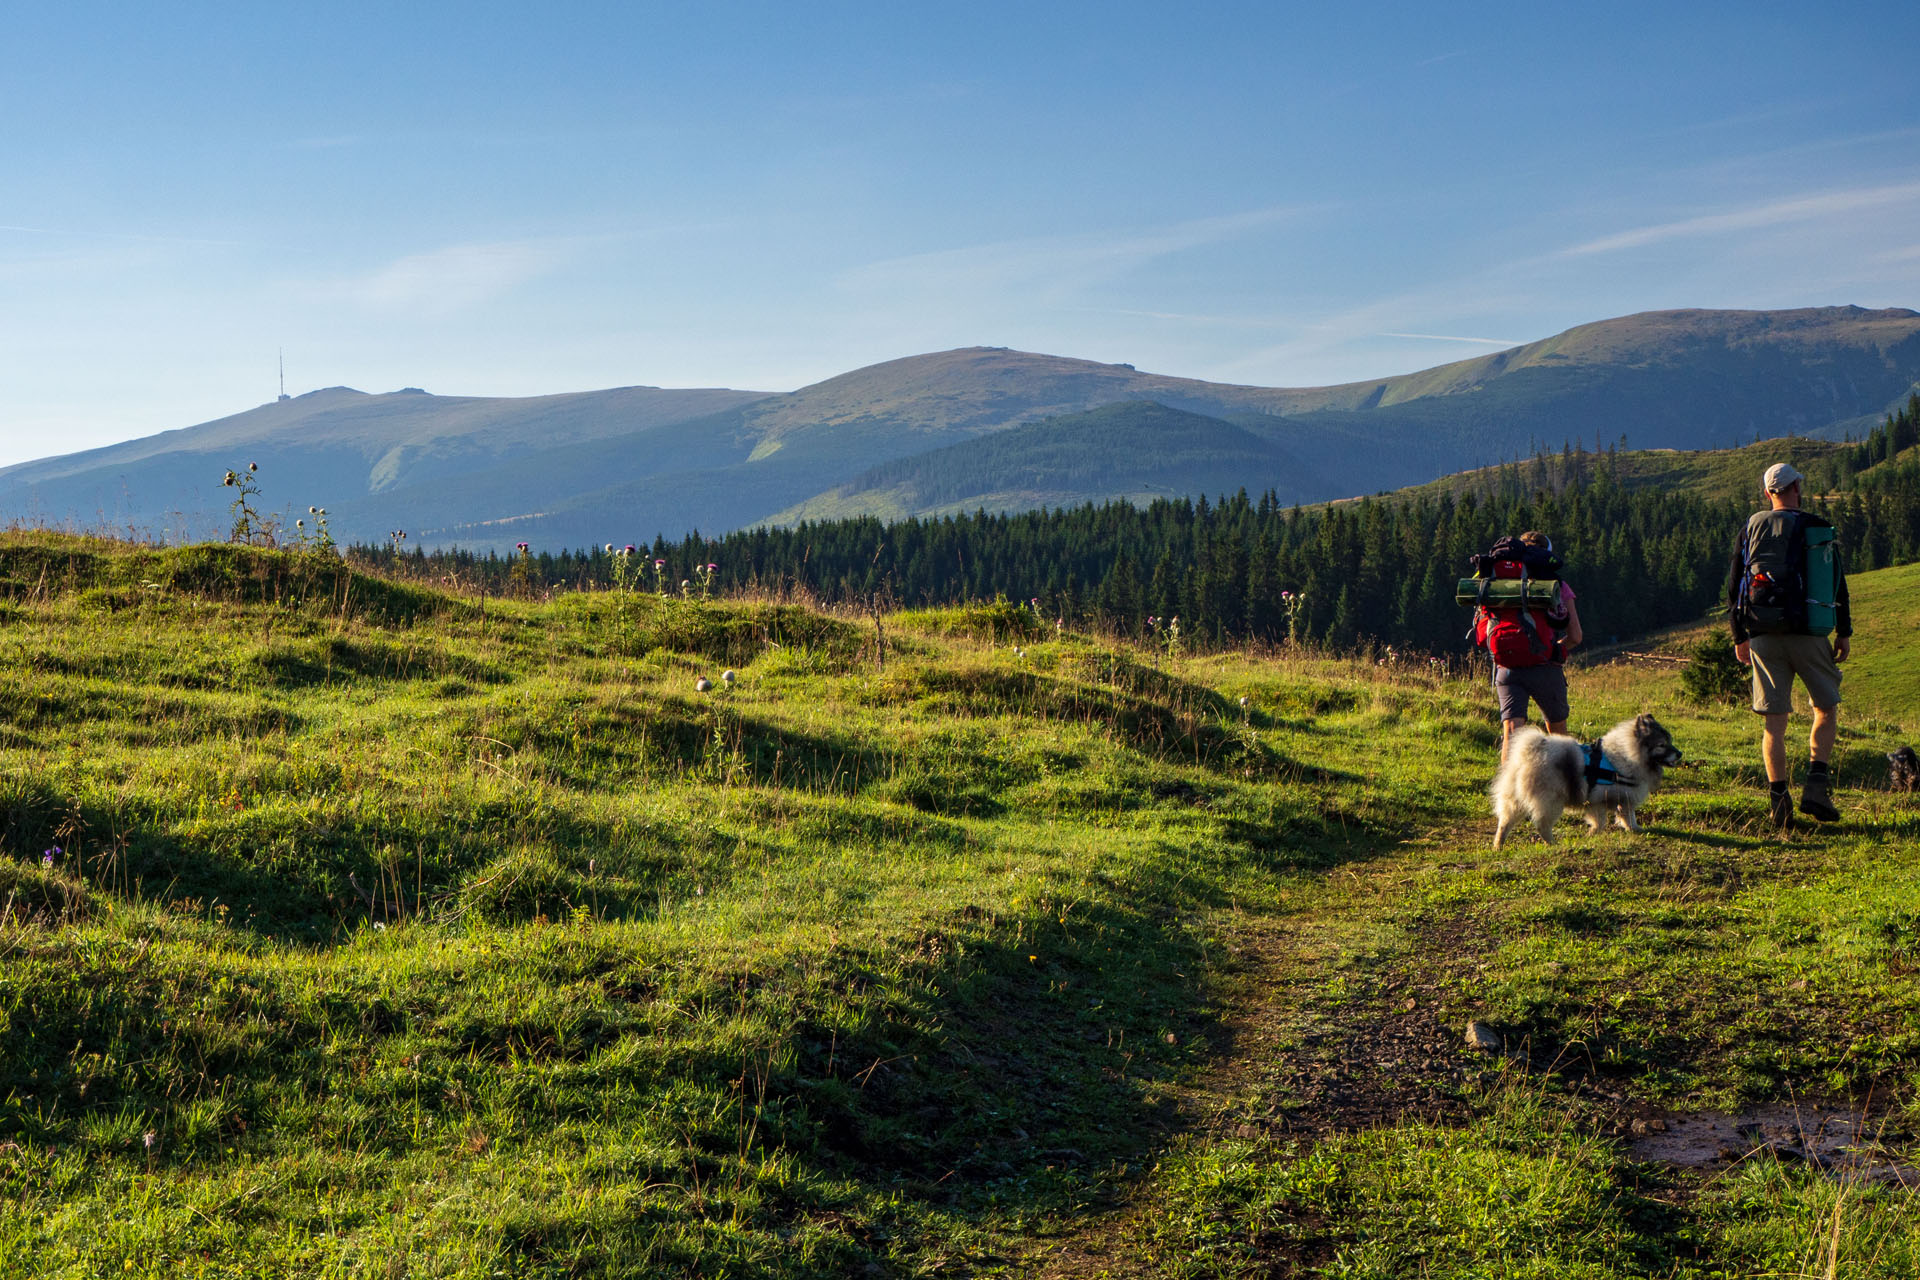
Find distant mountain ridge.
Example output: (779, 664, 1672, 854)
(3, 305, 1917, 549)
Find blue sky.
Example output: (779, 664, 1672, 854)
(4, 1, 1919, 465)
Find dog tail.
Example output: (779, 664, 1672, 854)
(1557, 749, 1587, 808)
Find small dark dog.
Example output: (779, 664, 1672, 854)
(1890, 746, 1920, 792)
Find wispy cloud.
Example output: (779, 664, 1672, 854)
(839, 206, 1313, 302)
(0, 223, 240, 246)
(1561, 181, 1920, 257)
(1203, 282, 1539, 386)
(1093, 306, 1293, 328)
(1377, 331, 1522, 346)
(327, 239, 575, 313)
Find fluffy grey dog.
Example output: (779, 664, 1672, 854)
(1492, 714, 1684, 848)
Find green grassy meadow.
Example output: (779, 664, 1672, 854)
(1, 533, 1916, 1277)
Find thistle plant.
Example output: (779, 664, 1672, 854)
(1281, 589, 1308, 647)
(509, 542, 534, 591)
(222, 462, 271, 546)
(1143, 614, 1181, 659)
(609, 544, 642, 592)
(649, 558, 669, 597)
(694, 561, 719, 599)
(294, 505, 335, 555)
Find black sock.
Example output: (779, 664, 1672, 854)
(1808, 760, 1830, 776)
(1770, 780, 1789, 794)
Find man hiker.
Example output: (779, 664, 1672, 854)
(1727, 462, 1852, 828)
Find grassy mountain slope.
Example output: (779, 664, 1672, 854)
(0, 534, 1917, 1274)
(1268, 311, 1920, 495)
(764, 313, 1920, 529)
(1837, 558, 1920, 724)
(768, 400, 1323, 523)
(754, 306, 1920, 533)
(0, 385, 773, 541)
(5, 308, 1919, 551)
(1358, 438, 1850, 510)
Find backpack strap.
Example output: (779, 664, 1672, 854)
(1786, 511, 1810, 631)
(1582, 741, 1637, 789)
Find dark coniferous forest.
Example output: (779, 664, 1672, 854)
(353, 394, 1920, 655)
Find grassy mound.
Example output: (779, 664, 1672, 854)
(0, 535, 1915, 1277)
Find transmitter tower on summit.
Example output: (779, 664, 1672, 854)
(278, 349, 290, 402)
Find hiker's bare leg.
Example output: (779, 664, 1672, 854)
(1762, 713, 1790, 783)
(1810, 705, 1837, 764)
(1546, 719, 1567, 735)
(1502, 718, 1529, 755)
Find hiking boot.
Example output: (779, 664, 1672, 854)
(1799, 765, 1840, 823)
(1768, 784, 1794, 831)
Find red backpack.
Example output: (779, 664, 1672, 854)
(1468, 536, 1567, 668)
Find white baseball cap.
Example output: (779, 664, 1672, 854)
(1763, 462, 1804, 492)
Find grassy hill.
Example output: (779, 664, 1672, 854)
(1341, 438, 1851, 510)
(1838, 558, 1920, 726)
(1, 532, 1916, 1276)
(5, 307, 1918, 552)
(754, 307, 1920, 533)
(0, 384, 774, 545)
(768, 401, 1324, 523)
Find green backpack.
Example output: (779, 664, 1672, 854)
(1736, 510, 1837, 637)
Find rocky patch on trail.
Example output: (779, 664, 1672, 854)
(1624, 1104, 1919, 1186)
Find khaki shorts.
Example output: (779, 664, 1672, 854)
(1748, 632, 1842, 715)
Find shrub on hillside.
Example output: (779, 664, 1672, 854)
(1681, 629, 1748, 704)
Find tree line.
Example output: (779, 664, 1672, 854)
(350, 407, 1920, 654)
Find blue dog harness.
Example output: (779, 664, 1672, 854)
(1582, 740, 1635, 789)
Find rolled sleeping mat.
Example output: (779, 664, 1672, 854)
(1454, 577, 1563, 609)
(1803, 524, 1837, 637)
